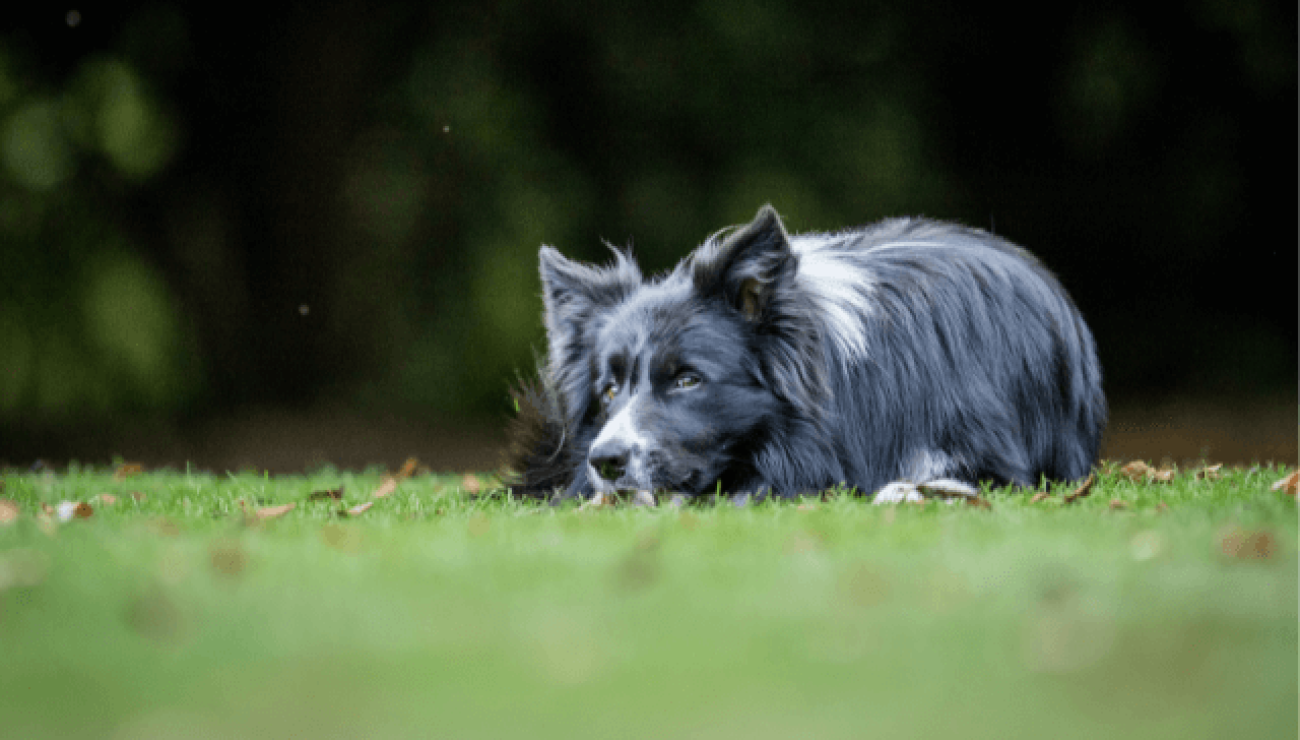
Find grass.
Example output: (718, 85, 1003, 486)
(0, 462, 1295, 739)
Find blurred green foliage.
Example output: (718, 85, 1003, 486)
(0, 2, 1293, 434)
(0, 37, 189, 419)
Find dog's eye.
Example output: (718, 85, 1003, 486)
(674, 373, 702, 391)
(601, 384, 617, 404)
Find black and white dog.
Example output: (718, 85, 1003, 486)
(504, 206, 1105, 504)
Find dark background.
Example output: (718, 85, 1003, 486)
(0, 2, 1295, 471)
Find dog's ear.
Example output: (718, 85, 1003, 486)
(692, 205, 794, 322)
(538, 246, 641, 411)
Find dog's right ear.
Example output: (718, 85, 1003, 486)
(691, 205, 795, 323)
(538, 246, 641, 407)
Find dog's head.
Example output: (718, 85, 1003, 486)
(537, 206, 827, 497)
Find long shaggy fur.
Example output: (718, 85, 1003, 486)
(503, 206, 1106, 500)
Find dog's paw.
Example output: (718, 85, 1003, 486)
(872, 481, 925, 505)
(629, 490, 657, 508)
(916, 478, 980, 500)
(873, 479, 979, 505)
(581, 491, 617, 509)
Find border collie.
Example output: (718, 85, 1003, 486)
(504, 206, 1105, 504)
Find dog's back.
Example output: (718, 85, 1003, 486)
(788, 218, 1105, 492)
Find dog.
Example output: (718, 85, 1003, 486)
(503, 205, 1106, 504)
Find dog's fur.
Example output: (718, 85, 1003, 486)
(503, 206, 1106, 502)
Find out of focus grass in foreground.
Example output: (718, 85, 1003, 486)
(0, 463, 1294, 739)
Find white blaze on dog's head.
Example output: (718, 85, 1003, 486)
(587, 392, 651, 489)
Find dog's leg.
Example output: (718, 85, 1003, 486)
(872, 451, 980, 505)
(872, 479, 980, 504)
(872, 481, 926, 504)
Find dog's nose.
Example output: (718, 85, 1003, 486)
(589, 446, 628, 483)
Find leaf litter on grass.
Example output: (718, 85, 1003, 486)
(1271, 470, 1298, 496)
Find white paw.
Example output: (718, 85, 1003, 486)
(916, 478, 980, 500)
(873, 481, 925, 505)
(629, 490, 657, 508)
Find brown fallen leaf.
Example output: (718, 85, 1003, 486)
(372, 477, 399, 498)
(580, 491, 617, 510)
(210, 540, 248, 575)
(966, 496, 993, 509)
(1194, 463, 1223, 481)
(114, 462, 145, 481)
(1119, 461, 1150, 482)
(40, 502, 54, 516)
(307, 486, 344, 502)
(1029, 492, 1052, 504)
(130, 491, 147, 502)
(1150, 466, 1176, 484)
(1270, 471, 1298, 496)
(1108, 499, 1128, 510)
(1156, 501, 1170, 513)
(97, 493, 118, 505)
(462, 474, 483, 495)
(397, 457, 419, 479)
(1063, 473, 1096, 504)
(256, 503, 295, 520)
(56, 501, 93, 521)
(0, 498, 19, 525)
(1220, 527, 1275, 560)
(342, 501, 373, 517)
(371, 458, 421, 499)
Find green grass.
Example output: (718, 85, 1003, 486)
(0, 462, 1295, 739)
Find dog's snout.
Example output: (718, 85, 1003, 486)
(589, 445, 629, 484)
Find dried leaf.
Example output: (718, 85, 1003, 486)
(462, 474, 483, 495)
(40, 502, 54, 516)
(966, 496, 993, 509)
(1220, 527, 1275, 560)
(397, 457, 419, 479)
(56, 501, 93, 521)
(1119, 461, 1150, 482)
(1194, 463, 1223, 481)
(372, 476, 399, 498)
(307, 486, 344, 502)
(1063, 473, 1096, 504)
(580, 491, 616, 510)
(114, 462, 145, 481)
(1270, 471, 1298, 496)
(210, 540, 248, 575)
(97, 493, 118, 505)
(342, 501, 373, 517)
(1150, 466, 1176, 484)
(254, 503, 295, 520)
(1029, 492, 1052, 504)
(1108, 499, 1128, 510)
(0, 498, 19, 525)
(130, 491, 147, 502)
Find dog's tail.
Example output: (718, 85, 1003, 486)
(500, 364, 572, 498)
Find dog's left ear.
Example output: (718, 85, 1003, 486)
(692, 205, 795, 322)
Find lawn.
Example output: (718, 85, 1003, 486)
(0, 462, 1295, 739)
